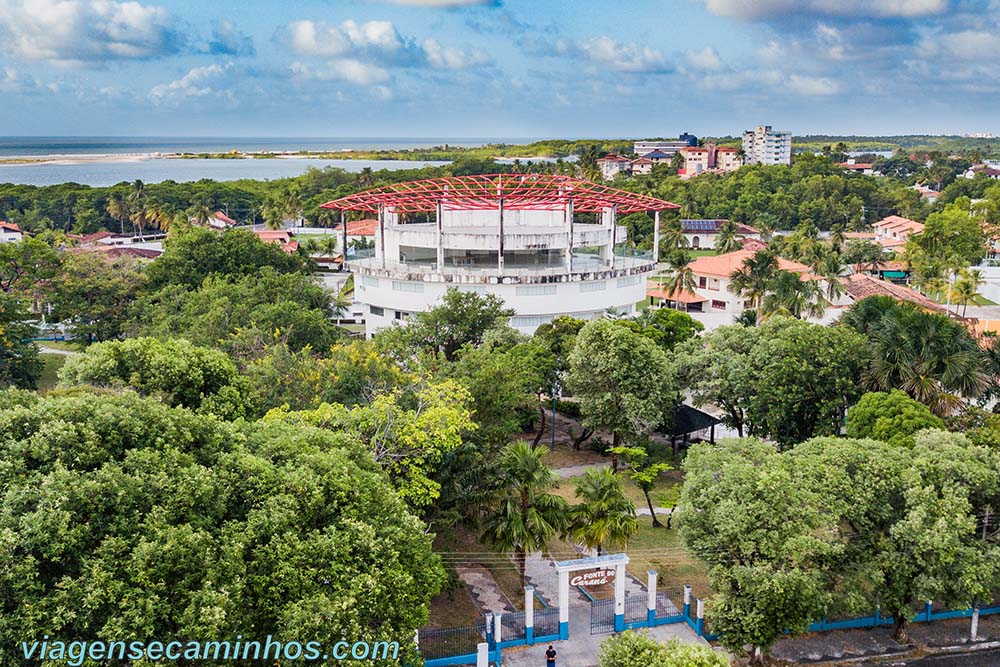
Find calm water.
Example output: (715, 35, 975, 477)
(0, 136, 535, 157)
(0, 158, 453, 187)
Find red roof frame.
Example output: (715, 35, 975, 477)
(320, 174, 680, 214)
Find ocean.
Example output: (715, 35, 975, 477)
(0, 136, 535, 187)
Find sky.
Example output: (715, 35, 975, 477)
(0, 0, 999, 138)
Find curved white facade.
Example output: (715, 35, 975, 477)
(349, 204, 657, 335)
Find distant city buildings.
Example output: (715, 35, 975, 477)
(678, 144, 743, 179)
(633, 133, 698, 157)
(742, 125, 792, 165)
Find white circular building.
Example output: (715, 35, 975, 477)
(321, 174, 679, 335)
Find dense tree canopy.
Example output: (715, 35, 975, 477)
(845, 390, 945, 447)
(0, 390, 444, 666)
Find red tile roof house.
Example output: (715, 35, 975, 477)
(254, 229, 299, 254)
(0, 221, 23, 243)
(872, 215, 924, 251)
(686, 249, 821, 314)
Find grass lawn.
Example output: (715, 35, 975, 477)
(551, 468, 711, 600)
(37, 354, 67, 392)
(426, 585, 485, 629)
(923, 289, 997, 306)
(540, 442, 605, 469)
(687, 248, 718, 257)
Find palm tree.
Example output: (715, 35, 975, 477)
(105, 193, 130, 235)
(659, 217, 689, 256)
(480, 442, 570, 585)
(316, 207, 338, 228)
(358, 167, 375, 188)
(661, 252, 697, 307)
(863, 306, 989, 415)
(188, 199, 213, 227)
(760, 272, 826, 320)
(569, 468, 638, 556)
(950, 269, 984, 317)
(728, 249, 778, 309)
(829, 223, 847, 253)
(714, 219, 742, 254)
(754, 213, 777, 243)
(298, 237, 321, 257)
(819, 252, 848, 303)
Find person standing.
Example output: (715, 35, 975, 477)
(545, 645, 557, 667)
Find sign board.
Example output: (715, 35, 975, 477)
(570, 568, 616, 588)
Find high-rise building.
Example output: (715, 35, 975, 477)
(321, 174, 680, 335)
(742, 125, 792, 165)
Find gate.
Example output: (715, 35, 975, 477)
(624, 595, 647, 624)
(590, 598, 615, 634)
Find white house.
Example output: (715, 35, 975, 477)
(0, 222, 23, 243)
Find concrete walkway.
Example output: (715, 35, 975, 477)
(455, 564, 515, 615)
(37, 345, 77, 356)
(551, 461, 610, 480)
(502, 612, 710, 667)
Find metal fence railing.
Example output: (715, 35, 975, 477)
(534, 608, 560, 638)
(624, 595, 648, 624)
(418, 623, 487, 661)
(501, 611, 526, 643)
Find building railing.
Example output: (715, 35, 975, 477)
(347, 253, 654, 278)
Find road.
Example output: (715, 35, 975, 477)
(862, 648, 1000, 666)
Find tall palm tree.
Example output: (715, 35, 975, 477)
(661, 252, 697, 306)
(950, 269, 984, 317)
(569, 468, 638, 556)
(714, 219, 742, 254)
(728, 249, 778, 309)
(760, 272, 826, 320)
(829, 223, 846, 253)
(480, 442, 570, 585)
(188, 199, 213, 227)
(659, 217, 689, 256)
(105, 193, 130, 235)
(819, 252, 848, 303)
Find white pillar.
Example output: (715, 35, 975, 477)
(647, 570, 657, 623)
(377, 204, 386, 269)
(609, 204, 618, 269)
(524, 586, 535, 643)
(566, 198, 574, 273)
(436, 200, 444, 272)
(498, 197, 505, 272)
(558, 568, 569, 639)
(971, 606, 980, 641)
(341, 211, 348, 264)
(653, 210, 661, 264)
(614, 562, 626, 631)
(493, 612, 502, 645)
(476, 642, 489, 667)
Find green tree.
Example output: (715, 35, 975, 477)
(677, 438, 837, 664)
(144, 226, 307, 290)
(845, 390, 945, 447)
(614, 446, 672, 528)
(404, 288, 515, 361)
(728, 249, 778, 310)
(570, 467, 638, 555)
(0, 293, 42, 389)
(599, 631, 729, 667)
(616, 308, 703, 353)
(0, 390, 444, 666)
(567, 319, 674, 449)
(713, 219, 742, 254)
(0, 236, 60, 295)
(58, 337, 252, 419)
(480, 442, 570, 584)
(47, 251, 147, 343)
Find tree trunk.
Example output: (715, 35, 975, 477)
(517, 548, 527, 587)
(532, 404, 547, 446)
(611, 432, 620, 472)
(572, 427, 594, 450)
(644, 488, 663, 528)
(893, 614, 910, 644)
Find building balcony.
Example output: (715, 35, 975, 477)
(382, 222, 626, 251)
(346, 248, 655, 284)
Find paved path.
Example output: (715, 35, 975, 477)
(455, 564, 515, 615)
(502, 615, 711, 667)
(550, 461, 610, 480)
(861, 648, 1000, 666)
(37, 345, 77, 356)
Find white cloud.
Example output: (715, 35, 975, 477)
(421, 38, 489, 69)
(208, 20, 255, 57)
(686, 46, 722, 70)
(581, 36, 671, 73)
(701, 0, 948, 19)
(786, 73, 842, 95)
(0, 66, 44, 93)
(282, 19, 406, 58)
(370, 85, 393, 101)
(290, 59, 390, 85)
(149, 62, 233, 104)
(0, 0, 183, 66)
(936, 30, 1000, 60)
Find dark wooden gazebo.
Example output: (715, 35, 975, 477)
(664, 404, 721, 454)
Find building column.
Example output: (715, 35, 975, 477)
(566, 198, 574, 273)
(613, 562, 625, 632)
(646, 571, 657, 625)
(524, 587, 535, 644)
(340, 211, 348, 268)
(609, 205, 618, 269)
(695, 598, 705, 636)
(498, 197, 505, 272)
(377, 204, 386, 269)
(476, 643, 489, 667)
(683, 585, 692, 618)
(436, 200, 444, 272)
(653, 210, 661, 264)
(558, 569, 569, 639)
